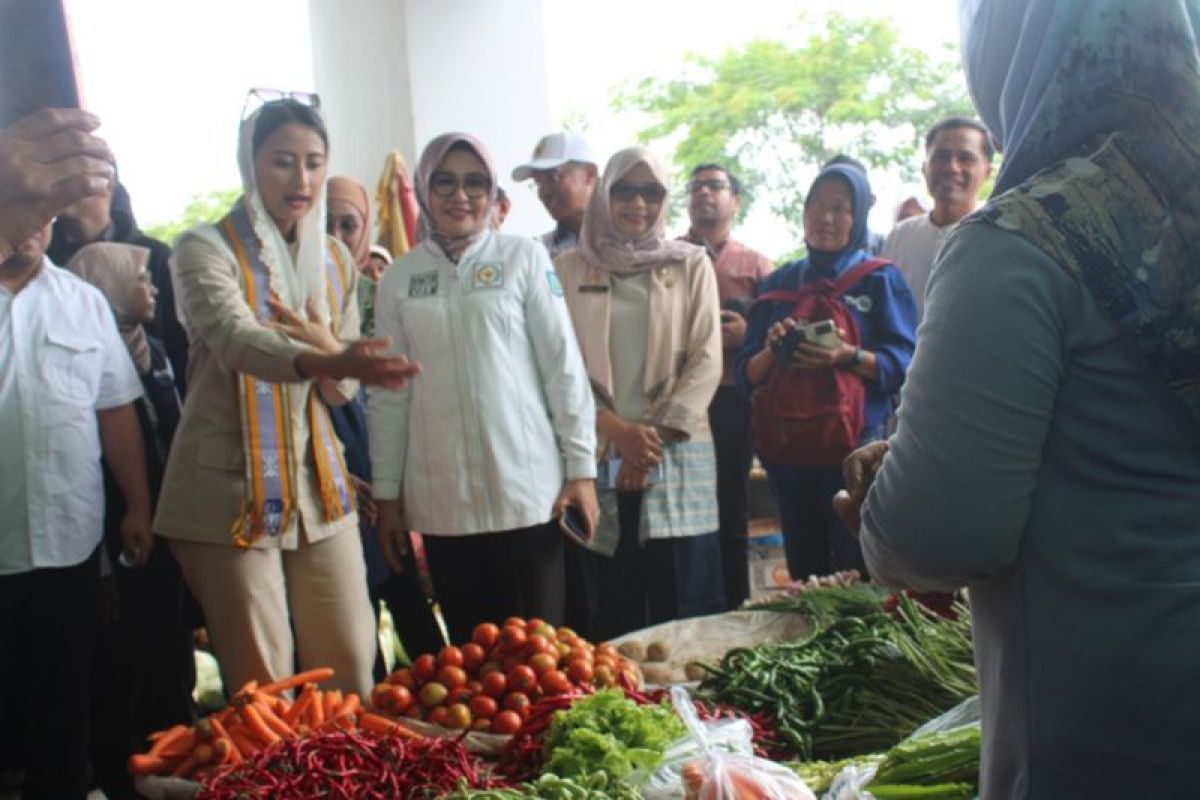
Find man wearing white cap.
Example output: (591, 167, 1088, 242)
(512, 131, 598, 259)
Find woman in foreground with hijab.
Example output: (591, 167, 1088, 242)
(369, 133, 598, 645)
(736, 163, 916, 584)
(156, 96, 420, 698)
(838, 1, 1200, 794)
(555, 146, 724, 639)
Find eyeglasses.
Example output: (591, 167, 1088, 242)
(242, 87, 321, 119)
(687, 178, 730, 194)
(610, 182, 667, 204)
(530, 165, 573, 186)
(430, 171, 491, 199)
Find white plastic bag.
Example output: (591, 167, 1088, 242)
(640, 686, 817, 800)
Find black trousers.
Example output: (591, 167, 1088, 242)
(422, 522, 565, 646)
(585, 492, 726, 642)
(90, 537, 197, 800)
(708, 385, 754, 609)
(0, 552, 99, 800)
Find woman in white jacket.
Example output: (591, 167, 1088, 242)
(369, 133, 598, 644)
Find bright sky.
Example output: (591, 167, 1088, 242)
(66, 0, 963, 252)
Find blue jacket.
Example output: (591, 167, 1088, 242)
(734, 249, 918, 435)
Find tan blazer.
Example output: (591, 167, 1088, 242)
(554, 247, 722, 456)
(155, 230, 360, 548)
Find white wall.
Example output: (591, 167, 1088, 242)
(308, 0, 555, 237)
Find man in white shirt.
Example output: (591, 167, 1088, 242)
(881, 117, 994, 321)
(0, 218, 152, 798)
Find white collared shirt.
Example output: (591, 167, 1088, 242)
(369, 232, 596, 535)
(0, 258, 143, 574)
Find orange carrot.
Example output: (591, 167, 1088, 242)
(127, 754, 170, 776)
(313, 713, 356, 734)
(358, 712, 424, 740)
(239, 704, 281, 747)
(156, 731, 196, 760)
(253, 700, 297, 741)
(227, 724, 261, 758)
(258, 668, 334, 696)
(332, 693, 361, 718)
(146, 724, 190, 757)
(283, 683, 317, 726)
(308, 691, 326, 726)
(231, 679, 259, 701)
(170, 755, 198, 778)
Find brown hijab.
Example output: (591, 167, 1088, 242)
(578, 146, 692, 275)
(327, 176, 373, 269)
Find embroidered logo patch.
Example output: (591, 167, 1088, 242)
(546, 270, 564, 297)
(845, 294, 873, 313)
(472, 262, 504, 290)
(409, 271, 439, 298)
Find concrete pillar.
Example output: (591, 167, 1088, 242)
(307, 0, 555, 237)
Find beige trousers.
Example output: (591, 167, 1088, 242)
(171, 529, 376, 699)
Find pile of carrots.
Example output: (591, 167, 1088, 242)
(128, 667, 424, 781)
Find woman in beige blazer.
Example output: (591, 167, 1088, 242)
(555, 146, 724, 640)
(155, 96, 419, 697)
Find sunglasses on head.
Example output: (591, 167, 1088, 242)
(241, 87, 321, 120)
(610, 182, 667, 204)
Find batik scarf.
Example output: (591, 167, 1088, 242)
(959, 0, 1200, 423)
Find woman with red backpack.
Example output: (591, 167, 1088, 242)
(735, 164, 916, 582)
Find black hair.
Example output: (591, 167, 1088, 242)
(924, 117, 994, 161)
(689, 162, 741, 195)
(252, 100, 328, 154)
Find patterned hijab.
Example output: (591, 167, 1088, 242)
(960, 0, 1200, 422)
(414, 133, 497, 263)
(327, 176, 372, 269)
(578, 146, 692, 275)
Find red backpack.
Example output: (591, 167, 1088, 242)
(750, 258, 888, 466)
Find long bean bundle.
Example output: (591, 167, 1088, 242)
(698, 595, 976, 760)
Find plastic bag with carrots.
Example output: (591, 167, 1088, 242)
(651, 687, 816, 800)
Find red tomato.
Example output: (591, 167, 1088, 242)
(487, 646, 506, 664)
(523, 617, 546, 635)
(499, 625, 528, 653)
(437, 665, 468, 689)
(370, 683, 393, 709)
(445, 703, 472, 729)
(386, 668, 415, 689)
(437, 645, 464, 669)
(419, 681, 448, 708)
(569, 646, 593, 664)
(403, 704, 424, 721)
(529, 621, 556, 641)
(470, 718, 492, 732)
(426, 706, 450, 727)
(491, 710, 522, 735)
(566, 659, 594, 685)
(501, 655, 522, 673)
(528, 652, 558, 676)
(481, 671, 507, 698)
(540, 670, 573, 696)
(468, 694, 498, 719)
(502, 692, 531, 716)
(466, 680, 483, 695)
(502, 616, 527, 630)
(388, 685, 413, 713)
(472, 622, 501, 650)
(556, 626, 578, 643)
(461, 642, 486, 673)
(446, 685, 473, 705)
(525, 634, 552, 656)
(595, 643, 619, 660)
(413, 654, 437, 682)
(506, 664, 537, 693)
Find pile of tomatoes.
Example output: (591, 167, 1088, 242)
(369, 617, 641, 735)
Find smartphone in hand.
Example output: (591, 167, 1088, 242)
(0, 0, 81, 126)
(558, 505, 591, 546)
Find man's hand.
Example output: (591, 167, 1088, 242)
(377, 499, 409, 573)
(720, 309, 747, 349)
(610, 420, 663, 472)
(119, 509, 154, 567)
(551, 479, 599, 541)
(0, 109, 114, 261)
(833, 440, 890, 537)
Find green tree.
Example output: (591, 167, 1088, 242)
(615, 14, 973, 239)
(143, 187, 240, 243)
